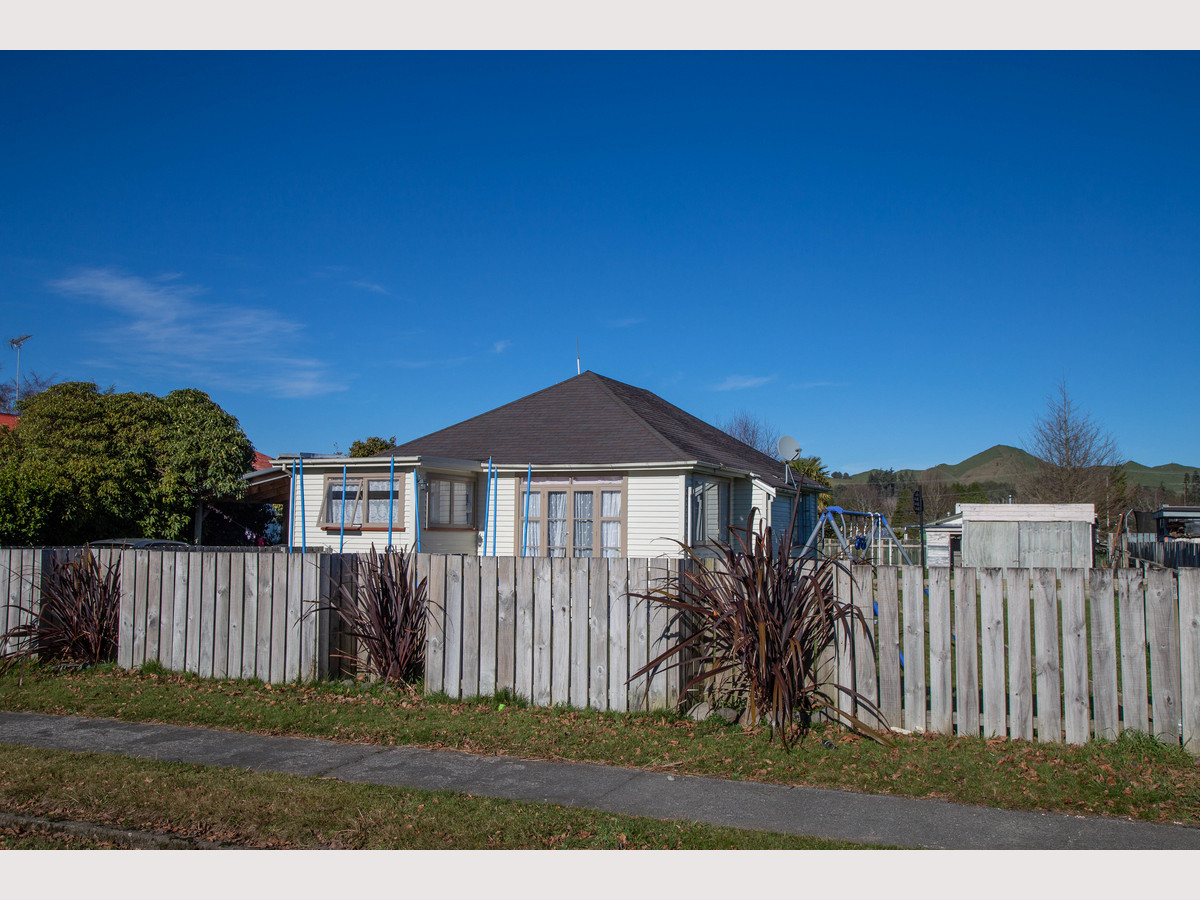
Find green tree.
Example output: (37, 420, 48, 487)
(349, 435, 399, 458)
(0, 424, 61, 544)
(867, 468, 898, 497)
(0, 382, 253, 545)
(155, 388, 257, 540)
(789, 454, 833, 510)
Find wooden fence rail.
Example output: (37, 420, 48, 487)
(830, 565, 1200, 754)
(4, 549, 1199, 753)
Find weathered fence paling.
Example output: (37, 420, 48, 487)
(827, 565, 1199, 755)
(420, 555, 683, 712)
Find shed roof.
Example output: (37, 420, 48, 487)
(955, 503, 1095, 523)
(386, 371, 811, 492)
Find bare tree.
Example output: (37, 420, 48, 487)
(1023, 380, 1126, 523)
(716, 409, 780, 459)
(0, 369, 56, 414)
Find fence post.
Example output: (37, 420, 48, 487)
(1146, 567, 1181, 744)
(876, 565, 901, 730)
(1179, 568, 1200, 756)
(953, 566, 979, 738)
(902, 565, 926, 732)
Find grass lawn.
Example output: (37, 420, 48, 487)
(1, 664, 1198, 830)
(0, 743, 864, 849)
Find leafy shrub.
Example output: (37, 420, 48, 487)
(631, 511, 888, 749)
(1, 549, 121, 665)
(321, 547, 429, 684)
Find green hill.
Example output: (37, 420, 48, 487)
(1123, 461, 1197, 492)
(837, 445, 1196, 490)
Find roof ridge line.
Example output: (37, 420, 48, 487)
(588, 372, 690, 462)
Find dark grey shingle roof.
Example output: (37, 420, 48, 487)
(388, 371, 809, 491)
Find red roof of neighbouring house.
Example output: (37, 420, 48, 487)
(0, 413, 18, 430)
(251, 451, 273, 471)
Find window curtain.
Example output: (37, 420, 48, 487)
(547, 491, 567, 557)
(573, 491, 593, 557)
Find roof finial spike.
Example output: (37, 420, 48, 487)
(576, 338, 581, 375)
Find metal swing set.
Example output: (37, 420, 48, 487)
(797, 506, 914, 566)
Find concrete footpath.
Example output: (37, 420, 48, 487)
(3, 710, 1199, 850)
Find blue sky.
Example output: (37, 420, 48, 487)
(2, 50, 1197, 474)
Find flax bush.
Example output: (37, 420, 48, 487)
(320, 546, 429, 684)
(1, 549, 121, 666)
(631, 510, 888, 748)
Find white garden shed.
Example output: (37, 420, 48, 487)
(925, 503, 1095, 569)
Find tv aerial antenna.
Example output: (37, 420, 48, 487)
(777, 435, 801, 487)
(8, 334, 32, 406)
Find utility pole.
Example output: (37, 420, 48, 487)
(913, 487, 926, 569)
(8, 334, 32, 408)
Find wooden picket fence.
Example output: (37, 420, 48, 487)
(420, 555, 686, 711)
(2, 547, 45, 658)
(830, 565, 1200, 753)
(1, 547, 333, 682)
(5, 547, 1199, 753)
(1, 548, 687, 711)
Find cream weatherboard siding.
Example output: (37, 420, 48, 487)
(752, 482, 775, 528)
(489, 472, 520, 557)
(626, 471, 685, 558)
(290, 465, 418, 554)
(282, 464, 802, 561)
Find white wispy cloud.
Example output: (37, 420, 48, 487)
(607, 316, 644, 328)
(350, 280, 391, 295)
(493, 339, 512, 353)
(711, 374, 777, 391)
(50, 268, 346, 398)
(789, 380, 849, 389)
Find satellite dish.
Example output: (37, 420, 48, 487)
(777, 435, 801, 461)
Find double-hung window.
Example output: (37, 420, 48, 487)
(518, 474, 625, 558)
(426, 474, 475, 529)
(319, 474, 402, 530)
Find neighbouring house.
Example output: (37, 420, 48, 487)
(273, 371, 823, 558)
(923, 503, 1096, 568)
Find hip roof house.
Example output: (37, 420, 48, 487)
(274, 371, 822, 558)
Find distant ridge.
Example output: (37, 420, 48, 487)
(838, 444, 1197, 491)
